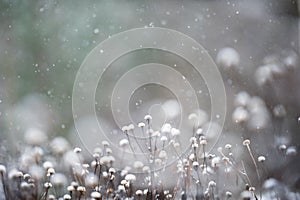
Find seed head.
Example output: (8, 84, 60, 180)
(136, 190, 143, 196)
(128, 123, 135, 130)
(91, 191, 102, 198)
(258, 156, 266, 162)
(171, 128, 180, 136)
(102, 140, 110, 146)
(225, 144, 232, 149)
(119, 139, 129, 147)
(243, 139, 251, 146)
(125, 174, 136, 182)
(160, 136, 168, 142)
(121, 126, 129, 132)
(138, 122, 145, 128)
(44, 182, 52, 189)
(63, 194, 72, 200)
(133, 161, 144, 169)
(77, 186, 86, 192)
(73, 147, 82, 153)
(0, 164, 6, 173)
(144, 114, 152, 121)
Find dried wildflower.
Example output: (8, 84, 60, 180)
(225, 144, 232, 149)
(51, 173, 67, 186)
(44, 182, 52, 189)
(118, 184, 126, 192)
(286, 146, 297, 156)
(102, 140, 110, 146)
(243, 139, 250, 146)
(119, 139, 129, 147)
(24, 127, 48, 146)
(121, 125, 129, 132)
(63, 194, 71, 200)
(43, 161, 54, 170)
(125, 174, 136, 182)
(192, 161, 199, 168)
(279, 144, 287, 151)
(216, 47, 240, 70)
(136, 189, 143, 196)
(159, 150, 167, 159)
(73, 147, 82, 153)
(50, 137, 70, 155)
(128, 123, 135, 130)
(0, 165, 6, 174)
(171, 128, 180, 136)
(196, 128, 203, 135)
(47, 167, 55, 176)
(208, 180, 216, 187)
(67, 185, 75, 192)
(200, 139, 207, 145)
(232, 107, 249, 123)
(133, 161, 144, 169)
(160, 136, 168, 142)
(138, 122, 145, 128)
(226, 191, 232, 198)
(144, 114, 152, 121)
(77, 186, 86, 192)
(258, 156, 266, 162)
(91, 191, 102, 198)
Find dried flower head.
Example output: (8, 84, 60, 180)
(243, 139, 251, 146)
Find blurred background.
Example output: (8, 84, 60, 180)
(0, 0, 299, 194)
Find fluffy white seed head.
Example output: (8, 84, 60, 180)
(85, 174, 98, 187)
(216, 47, 240, 70)
(232, 107, 249, 123)
(196, 128, 203, 135)
(255, 65, 273, 86)
(67, 185, 75, 192)
(136, 190, 143, 196)
(102, 140, 110, 146)
(24, 128, 47, 146)
(286, 146, 297, 156)
(234, 91, 250, 107)
(225, 144, 232, 150)
(171, 128, 180, 136)
(128, 124, 135, 130)
(161, 123, 172, 134)
(51, 173, 67, 186)
(159, 150, 167, 159)
(29, 165, 43, 180)
(211, 157, 221, 167)
(77, 186, 86, 192)
(273, 104, 287, 118)
(91, 191, 102, 198)
(138, 122, 145, 128)
(258, 156, 266, 162)
(118, 185, 126, 192)
(125, 174, 136, 182)
(0, 165, 6, 173)
(44, 182, 52, 189)
(50, 137, 70, 155)
(63, 194, 72, 200)
(160, 136, 168, 142)
(133, 161, 144, 169)
(121, 126, 129, 132)
(47, 167, 55, 176)
(73, 147, 82, 153)
(144, 115, 152, 121)
(243, 139, 250, 146)
(208, 180, 216, 187)
(43, 161, 54, 170)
